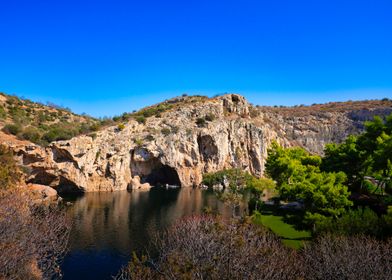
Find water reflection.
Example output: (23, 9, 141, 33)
(61, 188, 231, 280)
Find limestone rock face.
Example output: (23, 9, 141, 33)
(6, 94, 392, 192)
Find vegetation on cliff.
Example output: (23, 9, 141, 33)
(0, 92, 99, 145)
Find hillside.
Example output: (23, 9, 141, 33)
(0, 92, 99, 146)
(2, 93, 392, 193)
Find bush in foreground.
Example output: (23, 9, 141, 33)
(304, 234, 392, 280)
(0, 146, 71, 280)
(116, 215, 392, 280)
(116, 215, 302, 280)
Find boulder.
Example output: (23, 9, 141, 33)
(28, 183, 58, 203)
(128, 176, 151, 190)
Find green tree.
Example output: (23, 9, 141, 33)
(322, 113, 392, 192)
(322, 135, 368, 188)
(280, 171, 352, 222)
(265, 143, 352, 224)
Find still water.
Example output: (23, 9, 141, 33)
(61, 187, 231, 280)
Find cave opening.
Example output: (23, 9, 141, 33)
(57, 176, 84, 194)
(144, 164, 181, 186)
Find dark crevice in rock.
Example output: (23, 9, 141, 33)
(27, 168, 58, 186)
(52, 147, 74, 163)
(57, 176, 84, 194)
(197, 135, 218, 163)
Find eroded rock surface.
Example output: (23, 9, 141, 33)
(5, 94, 392, 192)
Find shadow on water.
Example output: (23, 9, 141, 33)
(61, 187, 231, 280)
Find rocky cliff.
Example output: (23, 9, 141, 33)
(3, 94, 392, 192)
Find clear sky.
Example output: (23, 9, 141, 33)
(0, 0, 391, 117)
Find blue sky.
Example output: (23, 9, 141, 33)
(0, 0, 391, 117)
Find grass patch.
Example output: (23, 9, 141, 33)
(252, 211, 311, 249)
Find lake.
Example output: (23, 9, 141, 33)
(61, 187, 233, 280)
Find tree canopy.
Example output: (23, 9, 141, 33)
(265, 143, 352, 223)
(322, 114, 392, 192)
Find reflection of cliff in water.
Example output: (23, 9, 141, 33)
(62, 188, 233, 280)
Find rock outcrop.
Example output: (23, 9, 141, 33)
(4, 94, 392, 192)
(28, 183, 59, 203)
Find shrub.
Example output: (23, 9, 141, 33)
(0, 189, 71, 279)
(134, 138, 143, 146)
(196, 117, 206, 127)
(202, 169, 252, 189)
(135, 116, 146, 124)
(89, 133, 97, 140)
(171, 126, 179, 134)
(112, 115, 121, 122)
(161, 128, 171, 136)
(0, 147, 71, 279)
(0, 106, 6, 119)
(145, 134, 154, 141)
(116, 216, 302, 280)
(205, 113, 215, 122)
(21, 127, 42, 143)
(42, 126, 76, 143)
(2, 123, 22, 135)
(0, 146, 21, 189)
(303, 235, 392, 279)
(314, 207, 392, 238)
(117, 123, 125, 131)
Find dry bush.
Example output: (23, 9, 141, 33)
(0, 188, 71, 280)
(116, 215, 302, 280)
(303, 234, 392, 280)
(0, 145, 70, 280)
(0, 146, 21, 189)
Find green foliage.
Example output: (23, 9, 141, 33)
(117, 123, 125, 131)
(130, 103, 174, 124)
(247, 177, 276, 197)
(0, 93, 100, 145)
(134, 115, 146, 124)
(282, 172, 352, 220)
(322, 135, 367, 187)
(315, 207, 392, 238)
(202, 168, 251, 189)
(21, 127, 41, 143)
(203, 169, 275, 193)
(2, 123, 22, 135)
(134, 138, 143, 146)
(265, 142, 322, 186)
(322, 114, 392, 191)
(0, 106, 6, 119)
(42, 124, 79, 143)
(8, 106, 30, 125)
(266, 142, 352, 222)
